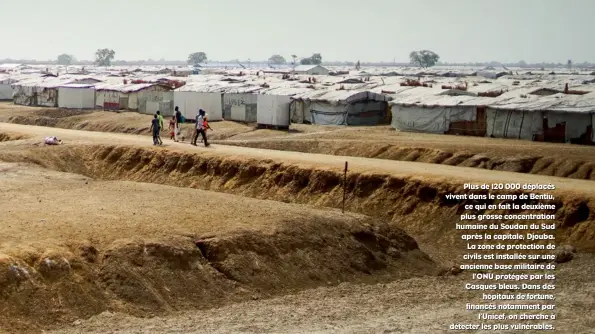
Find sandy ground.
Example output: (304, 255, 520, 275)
(0, 161, 437, 332)
(1, 122, 594, 194)
(0, 162, 372, 250)
(49, 254, 595, 334)
(1, 119, 594, 333)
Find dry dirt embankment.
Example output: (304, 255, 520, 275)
(219, 139, 595, 181)
(1, 143, 594, 263)
(0, 163, 436, 333)
(0, 132, 28, 142)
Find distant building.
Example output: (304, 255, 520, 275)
(0, 63, 27, 73)
(171, 68, 193, 77)
(292, 65, 329, 75)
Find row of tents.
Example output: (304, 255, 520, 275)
(2, 70, 595, 144)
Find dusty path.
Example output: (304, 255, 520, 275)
(4, 103, 595, 181)
(1, 123, 593, 195)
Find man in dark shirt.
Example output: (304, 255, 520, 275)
(150, 115, 160, 145)
(175, 106, 182, 125)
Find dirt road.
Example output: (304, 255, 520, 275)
(4, 103, 595, 181)
(1, 123, 593, 194)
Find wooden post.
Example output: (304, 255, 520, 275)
(342, 161, 348, 213)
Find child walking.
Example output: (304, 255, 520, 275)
(168, 116, 178, 142)
(199, 113, 213, 143)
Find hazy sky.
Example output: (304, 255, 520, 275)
(1, 0, 593, 63)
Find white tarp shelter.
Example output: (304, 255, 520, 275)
(257, 94, 291, 126)
(485, 108, 543, 140)
(223, 87, 261, 122)
(292, 89, 389, 126)
(57, 84, 96, 109)
(174, 91, 223, 121)
(391, 105, 476, 133)
(485, 91, 595, 142)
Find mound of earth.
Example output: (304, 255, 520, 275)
(0, 163, 437, 332)
(0, 132, 28, 142)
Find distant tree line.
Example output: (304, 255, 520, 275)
(1, 53, 593, 69)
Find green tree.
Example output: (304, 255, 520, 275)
(409, 50, 440, 69)
(268, 54, 286, 65)
(57, 54, 75, 65)
(95, 48, 115, 66)
(310, 53, 322, 65)
(299, 53, 322, 65)
(300, 57, 313, 65)
(188, 52, 207, 67)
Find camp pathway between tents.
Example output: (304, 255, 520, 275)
(0, 122, 593, 195)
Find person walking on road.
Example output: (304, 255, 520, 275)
(168, 116, 178, 142)
(175, 106, 182, 125)
(174, 106, 183, 141)
(150, 114, 161, 145)
(199, 113, 213, 143)
(191, 109, 209, 147)
(155, 111, 164, 145)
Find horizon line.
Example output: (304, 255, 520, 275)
(1, 59, 593, 66)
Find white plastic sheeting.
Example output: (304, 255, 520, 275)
(257, 94, 290, 126)
(231, 105, 247, 121)
(57, 86, 95, 109)
(310, 102, 347, 125)
(391, 106, 475, 133)
(293, 89, 388, 104)
(290, 100, 312, 124)
(486, 108, 593, 141)
(223, 93, 257, 122)
(138, 90, 173, 114)
(173, 91, 223, 121)
(0, 84, 12, 100)
(545, 111, 592, 141)
(486, 108, 543, 140)
(95, 90, 124, 109)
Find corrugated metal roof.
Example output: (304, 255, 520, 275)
(57, 83, 95, 89)
(94, 82, 167, 92)
(292, 89, 388, 103)
(293, 65, 325, 72)
(3, 65, 595, 112)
